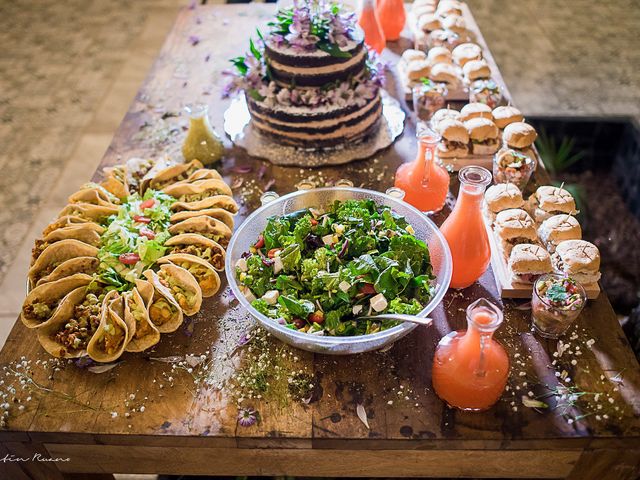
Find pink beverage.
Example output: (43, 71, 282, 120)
(376, 0, 406, 41)
(358, 0, 386, 53)
(394, 123, 449, 213)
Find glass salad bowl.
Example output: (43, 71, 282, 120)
(225, 187, 452, 355)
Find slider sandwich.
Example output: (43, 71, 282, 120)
(483, 183, 524, 221)
(552, 239, 601, 284)
(529, 186, 577, 223)
(494, 208, 538, 258)
(406, 60, 431, 81)
(452, 43, 482, 67)
(427, 46, 453, 65)
(441, 14, 467, 35)
(508, 244, 552, 284)
(402, 49, 427, 64)
(436, 118, 469, 159)
(463, 59, 491, 81)
(503, 122, 537, 150)
(436, 0, 464, 17)
(430, 107, 461, 129)
(418, 13, 442, 33)
(492, 105, 523, 129)
(459, 102, 493, 122)
(465, 117, 500, 155)
(429, 62, 460, 87)
(537, 214, 582, 252)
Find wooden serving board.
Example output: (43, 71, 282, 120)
(485, 219, 601, 300)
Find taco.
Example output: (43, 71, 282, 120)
(28, 239, 99, 285)
(142, 270, 184, 333)
(36, 256, 100, 286)
(164, 234, 226, 271)
(123, 287, 160, 352)
(125, 156, 156, 194)
(42, 215, 96, 236)
(32, 225, 102, 264)
(68, 183, 121, 207)
(138, 156, 174, 194)
(147, 160, 205, 191)
(21, 273, 94, 329)
(169, 208, 234, 230)
(153, 264, 202, 315)
(163, 179, 232, 202)
(57, 203, 118, 223)
(158, 253, 221, 297)
(87, 290, 129, 362)
(170, 194, 239, 214)
(101, 165, 129, 200)
(134, 278, 154, 307)
(36, 283, 111, 358)
(168, 216, 232, 247)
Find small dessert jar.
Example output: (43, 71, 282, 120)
(531, 274, 587, 339)
(469, 79, 503, 109)
(412, 81, 448, 121)
(493, 147, 535, 189)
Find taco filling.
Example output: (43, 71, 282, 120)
(53, 289, 106, 353)
(178, 191, 225, 203)
(169, 244, 224, 270)
(23, 300, 58, 321)
(157, 271, 197, 312)
(130, 301, 152, 339)
(149, 297, 178, 326)
(97, 318, 126, 355)
(175, 261, 217, 293)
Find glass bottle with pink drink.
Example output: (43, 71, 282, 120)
(394, 123, 450, 214)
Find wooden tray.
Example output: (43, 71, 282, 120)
(485, 220, 601, 299)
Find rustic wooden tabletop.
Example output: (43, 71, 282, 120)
(1, 4, 639, 480)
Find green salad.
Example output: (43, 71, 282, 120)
(97, 189, 175, 290)
(236, 199, 434, 336)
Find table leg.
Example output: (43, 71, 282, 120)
(567, 448, 640, 480)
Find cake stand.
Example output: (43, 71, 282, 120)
(223, 91, 405, 167)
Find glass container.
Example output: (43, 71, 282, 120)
(182, 104, 224, 165)
(531, 274, 587, 339)
(492, 147, 535, 189)
(440, 166, 492, 288)
(412, 81, 448, 122)
(432, 298, 510, 411)
(469, 79, 503, 109)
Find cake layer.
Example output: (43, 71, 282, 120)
(248, 94, 382, 148)
(265, 30, 367, 87)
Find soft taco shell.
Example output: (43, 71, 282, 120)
(101, 165, 129, 200)
(138, 156, 174, 194)
(125, 156, 156, 193)
(32, 226, 102, 264)
(170, 208, 234, 230)
(158, 253, 221, 297)
(28, 239, 99, 285)
(36, 256, 100, 287)
(155, 263, 203, 316)
(124, 288, 160, 353)
(163, 179, 232, 201)
(148, 160, 204, 191)
(134, 278, 154, 307)
(142, 270, 184, 333)
(35, 284, 108, 358)
(170, 194, 239, 214)
(42, 215, 94, 236)
(87, 291, 129, 363)
(21, 273, 94, 329)
(68, 184, 120, 207)
(164, 234, 226, 271)
(57, 203, 118, 223)
(168, 216, 232, 247)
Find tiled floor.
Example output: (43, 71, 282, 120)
(0, 0, 639, 351)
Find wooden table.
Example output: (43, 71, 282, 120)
(1, 4, 639, 480)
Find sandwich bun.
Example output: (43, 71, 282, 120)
(437, 142, 468, 159)
(494, 208, 537, 241)
(533, 186, 576, 222)
(429, 62, 460, 85)
(407, 60, 431, 81)
(553, 239, 601, 284)
(402, 49, 427, 64)
(509, 244, 552, 283)
(504, 122, 537, 149)
(436, 0, 463, 17)
(460, 102, 493, 121)
(452, 42, 482, 67)
(427, 46, 452, 65)
(418, 13, 441, 33)
(431, 108, 461, 128)
(437, 118, 469, 143)
(466, 117, 498, 140)
(484, 183, 524, 214)
(538, 214, 582, 250)
(441, 14, 467, 34)
(492, 105, 523, 129)
(463, 59, 491, 80)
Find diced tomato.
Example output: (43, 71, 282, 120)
(140, 199, 156, 210)
(267, 248, 281, 259)
(119, 253, 140, 265)
(254, 234, 265, 249)
(139, 227, 156, 240)
(133, 215, 151, 224)
(310, 218, 318, 226)
(309, 311, 324, 324)
(358, 283, 376, 295)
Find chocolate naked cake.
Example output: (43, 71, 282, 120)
(224, 0, 385, 149)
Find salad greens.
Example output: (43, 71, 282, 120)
(236, 199, 434, 336)
(97, 189, 174, 290)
